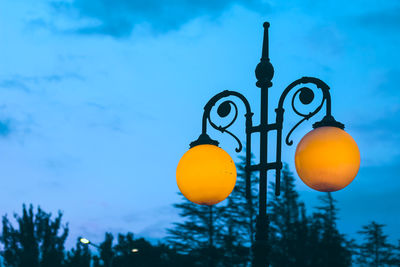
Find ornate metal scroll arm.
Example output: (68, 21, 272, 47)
(190, 89, 254, 201)
(276, 76, 335, 146)
(272, 77, 340, 197)
(207, 100, 241, 152)
(194, 90, 253, 153)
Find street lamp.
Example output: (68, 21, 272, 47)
(79, 238, 94, 246)
(176, 22, 360, 267)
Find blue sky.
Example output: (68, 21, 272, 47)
(1, 0, 399, 246)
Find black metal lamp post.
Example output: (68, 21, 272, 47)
(176, 22, 360, 267)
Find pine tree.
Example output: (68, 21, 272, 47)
(357, 221, 395, 266)
(0, 204, 68, 267)
(312, 193, 352, 267)
(394, 240, 400, 266)
(268, 164, 306, 266)
(167, 194, 224, 266)
(219, 154, 258, 266)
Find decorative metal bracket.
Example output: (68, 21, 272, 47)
(196, 90, 254, 153)
(276, 76, 344, 146)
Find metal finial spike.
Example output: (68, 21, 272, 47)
(261, 22, 270, 61)
(255, 22, 274, 87)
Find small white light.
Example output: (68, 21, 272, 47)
(131, 248, 139, 253)
(80, 238, 90, 244)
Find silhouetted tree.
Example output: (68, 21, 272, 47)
(268, 164, 308, 266)
(65, 239, 91, 267)
(0, 204, 68, 267)
(113, 233, 182, 267)
(89, 232, 192, 267)
(93, 233, 114, 267)
(312, 193, 352, 267)
(167, 195, 224, 266)
(394, 240, 400, 266)
(219, 154, 258, 266)
(112, 232, 136, 266)
(357, 221, 395, 266)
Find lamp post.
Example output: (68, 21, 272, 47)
(176, 22, 360, 267)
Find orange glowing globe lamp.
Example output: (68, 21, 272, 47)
(295, 126, 360, 192)
(176, 143, 237, 205)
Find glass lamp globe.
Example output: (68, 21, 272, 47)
(295, 126, 360, 192)
(176, 144, 237, 205)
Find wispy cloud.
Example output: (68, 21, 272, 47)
(0, 73, 84, 93)
(0, 119, 12, 138)
(358, 7, 400, 30)
(0, 79, 31, 92)
(48, 0, 267, 37)
(350, 69, 400, 166)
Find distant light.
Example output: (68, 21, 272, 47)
(80, 238, 90, 244)
(131, 248, 139, 253)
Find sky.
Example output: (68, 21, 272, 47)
(0, 0, 399, 246)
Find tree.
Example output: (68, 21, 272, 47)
(357, 221, 395, 266)
(91, 232, 191, 267)
(268, 164, 308, 266)
(0, 204, 68, 267)
(112, 233, 137, 267)
(218, 154, 258, 267)
(93, 233, 114, 267)
(394, 240, 400, 266)
(113, 233, 182, 267)
(167, 194, 224, 266)
(65, 239, 91, 267)
(267, 167, 352, 266)
(311, 193, 352, 267)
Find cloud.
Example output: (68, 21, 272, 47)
(352, 106, 400, 166)
(0, 79, 31, 92)
(0, 119, 12, 137)
(358, 7, 400, 30)
(49, 0, 267, 37)
(0, 115, 32, 139)
(0, 73, 84, 93)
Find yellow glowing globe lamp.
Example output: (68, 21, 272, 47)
(176, 140, 237, 205)
(295, 126, 360, 192)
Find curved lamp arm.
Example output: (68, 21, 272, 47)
(190, 90, 254, 200)
(203, 90, 253, 151)
(276, 76, 344, 146)
(273, 76, 344, 195)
